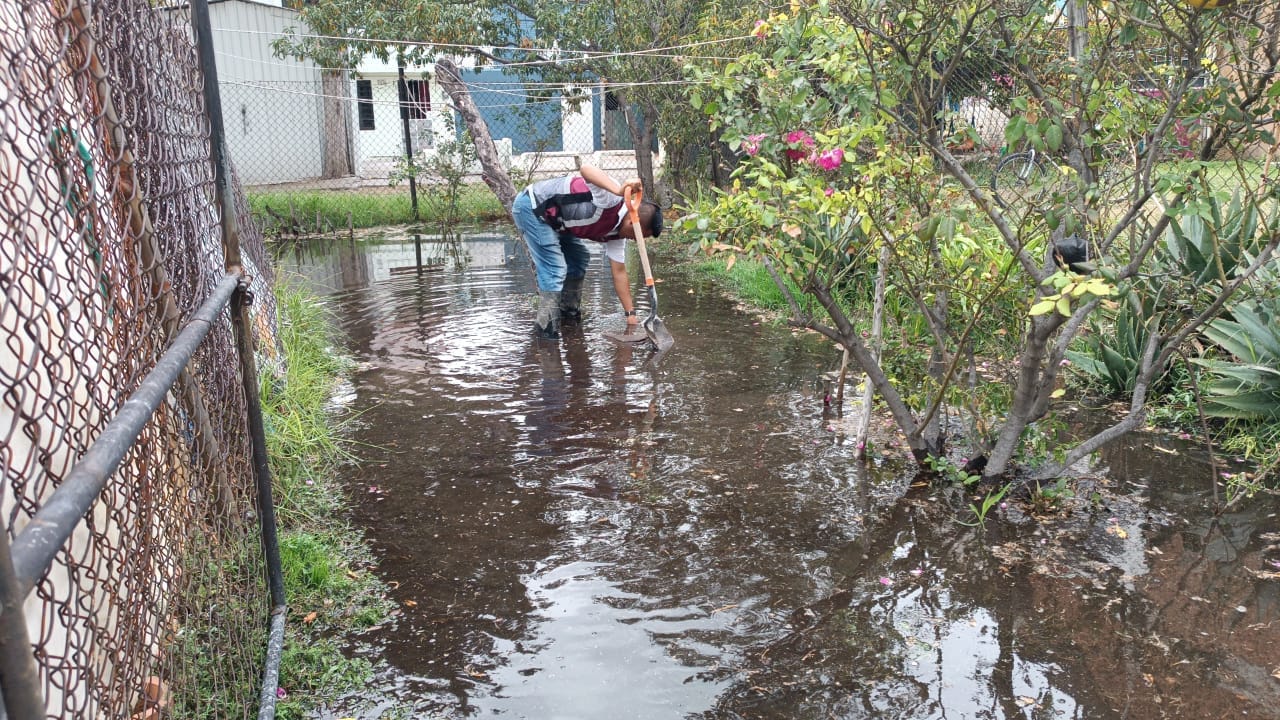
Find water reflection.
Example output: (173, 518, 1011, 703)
(282, 228, 514, 294)
(279, 232, 1280, 720)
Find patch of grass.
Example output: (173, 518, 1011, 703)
(260, 276, 394, 720)
(1218, 419, 1280, 501)
(247, 185, 507, 234)
(686, 254, 804, 319)
(170, 534, 269, 720)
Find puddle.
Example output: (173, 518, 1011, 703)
(280, 230, 1280, 719)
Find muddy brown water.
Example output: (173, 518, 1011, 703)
(281, 232, 1280, 720)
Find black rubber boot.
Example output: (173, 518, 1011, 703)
(560, 276, 584, 323)
(534, 290, 562, 339)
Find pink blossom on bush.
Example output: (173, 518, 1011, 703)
(742, 133, 767, 156)
(752, 20, 768, 38)
(813, 147, 844, 171)
(824, 186, 835, 196)
(785, 130, 814, 160)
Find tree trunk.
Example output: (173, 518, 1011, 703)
(921, 238, 947, 451)
(622, 99, 658, 201)
(434, 58, 517, 214)
(853, 245, 891, 460)
(983, 317, 1057, 477)
(320, 70, 353, 178)
(808, 277, 938, 463)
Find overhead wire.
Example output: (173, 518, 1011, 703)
(211, 26, 751, 65)
(214, 47, 709, 88)
(211, 48, 715, 104)
(220, 78, 710, 110)
(209, 20, 735, 109)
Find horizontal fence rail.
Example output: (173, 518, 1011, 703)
(9, 273, 242, 599)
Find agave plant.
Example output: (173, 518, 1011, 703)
(1194, 299, 1280, 421)
(1162, 192, 1264, 286)
(1065, 291, 1162, 397)
(1068, 193, 1271, 400)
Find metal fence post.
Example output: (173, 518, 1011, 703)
(190, 1, 288, 717)
(0, 524, 45, 719)
(398, 58, 420, 221)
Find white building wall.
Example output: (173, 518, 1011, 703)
(351, 59, 608, 182)
(561, 89, 595, 154)
(211, 0, 325, 185)
(349, 57, 442, 179)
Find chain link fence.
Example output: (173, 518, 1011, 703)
(1, 0, 280, 717)
(205, 10, 657, 237)
(926, 36, 1257, 193)
(226, 72, 654, 237)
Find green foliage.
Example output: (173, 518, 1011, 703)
(247, 187, 506, 236)
(276, 641, 377, 720)
(924, 455, 981, 487)
(281, 532, 352, 595)
(262, 280, 355, 526)
(1218, 420, 1280, 500)
(957, 483, 1011, 530)
(682, 0, 1280, 482)
(1195, 299, 1280, 420)
(1067, 191, 1275, 401)
(170, 536, 266, 720)
(687, 255, 804, 317)
(1162, 192, 1266, 286)
(389, 114, 481, 238)
(263, 278, 394, 718)
(1028, 478, 1074, 515)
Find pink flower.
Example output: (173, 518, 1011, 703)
(824, 186, 834, 197)
(879, 577, 893, 586)
(785, 130, 814, 160)
(742, 133, 766, 156)
(752, 20, 768, 38)
(813, 148, 844, 171)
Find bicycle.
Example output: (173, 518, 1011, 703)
(990, 146, 1053, 209)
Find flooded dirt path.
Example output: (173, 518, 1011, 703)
(283, 233, 1280, 719)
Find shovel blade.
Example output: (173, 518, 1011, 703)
(645, 316, 675, 353)
(603, 325, 651, 344)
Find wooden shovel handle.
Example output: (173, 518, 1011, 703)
(623, 187, 656, 287)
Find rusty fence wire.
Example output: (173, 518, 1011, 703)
(0, 0, 282, 718)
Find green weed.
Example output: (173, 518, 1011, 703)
(686, 254, 805, 319)
(1028, 478, 1074, 515)
(247, 185, 506, 236)
(958, 483, 1011, 530)
(260, 277, 394, 718)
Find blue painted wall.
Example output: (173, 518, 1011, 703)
(458, 67, 563, 153)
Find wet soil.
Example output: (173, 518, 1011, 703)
(281, 232, 1280, 720)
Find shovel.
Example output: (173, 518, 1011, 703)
(623, 186, 675, 353)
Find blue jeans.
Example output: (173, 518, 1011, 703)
(512, 190, 591, 292)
